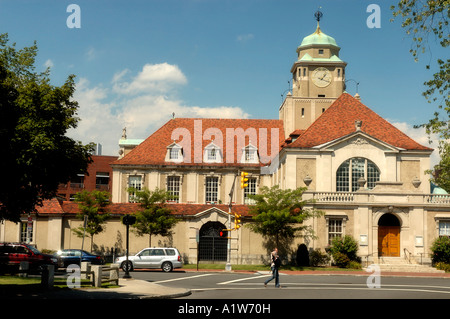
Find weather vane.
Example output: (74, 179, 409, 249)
(314, 7, 323, 22)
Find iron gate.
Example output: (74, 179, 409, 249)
(198, 221, 228, 262)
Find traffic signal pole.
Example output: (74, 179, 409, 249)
(225, 171, 248, 271)
(225, 174, 237, 271)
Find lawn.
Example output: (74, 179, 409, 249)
(0, 274, 116, 297)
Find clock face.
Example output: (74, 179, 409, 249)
(312, 67, 331, 87)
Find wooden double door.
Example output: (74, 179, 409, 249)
(378, 226, 400, 257)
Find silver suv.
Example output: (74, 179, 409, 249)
(115, 247, 182, 272)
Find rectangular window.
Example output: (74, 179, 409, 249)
(244, 178, 257, 205)
(439, 221, 450, 237)
(96, 172, 110, 190)
(318, 49, 324, 55)
(169, 148, 179, 160)
(70, 174, 84, 189)
(245, 149, 255, 162)
(167, 176, 180, 203)
(128, 176, 142, 203)
(328, 219, 343, 244)
(208, 148, 216, 161)
(20, 221, 33, 243)
(205, 176, 218, 203)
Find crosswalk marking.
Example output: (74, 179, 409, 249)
(153, 273, 214, 284)
(218, 275, 271, 285)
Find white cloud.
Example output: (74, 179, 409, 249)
(390, 121, 441, 168)
(67, 63, 249, 156)
(85, 47, 97, 61)
(44, 59, 54, 69)
(237, 33, 254, 43)
(112, 63, 187, 95)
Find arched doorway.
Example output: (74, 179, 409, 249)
(198, 221, 228, 262)
(378, 213, 401, 257)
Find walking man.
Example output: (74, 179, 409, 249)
(264, 247, 281, 288)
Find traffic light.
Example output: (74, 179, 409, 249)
(240, 171, 248, 189)
(219, 229, 228, 237)
(234, 212, 242, 230)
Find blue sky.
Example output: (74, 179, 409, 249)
(0, 0, 444, 163)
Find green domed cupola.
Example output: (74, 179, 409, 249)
(298, 24, 339, 49)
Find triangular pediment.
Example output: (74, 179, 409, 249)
(316, 131, 401, 152)
(193, 206, 230, 220)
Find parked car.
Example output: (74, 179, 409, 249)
(54, 249, 104, 268)
(0, 242, 58, 273)
(115, 247, 182, 272)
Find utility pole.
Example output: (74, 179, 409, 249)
(225, 174, 236, 271)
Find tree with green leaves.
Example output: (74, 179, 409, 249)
(129, 187, 179, 247)
(391, 1, 449, 191)
(73, 190, 111, 252)
(0, 33, 94, 222)
(246, 185, 323, 249)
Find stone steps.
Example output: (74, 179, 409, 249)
(371, 257, 445, 273)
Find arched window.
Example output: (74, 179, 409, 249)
(336, 157, 380, 192)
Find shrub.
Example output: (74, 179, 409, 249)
(332, 252, 350, 268)
(309, 249, 330, 267)
(347, 260, 362, 269)
(329, 235, 360, 268)
(435, 262, 450, 272)
(431, 236, 450, 264)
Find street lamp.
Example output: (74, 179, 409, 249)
(122, 214, 136, 279)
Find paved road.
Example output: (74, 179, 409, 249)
(127, 269, 450, 300)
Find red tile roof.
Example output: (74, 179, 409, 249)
(38, 200, 252, 217)
(113, 118, 285, 167)
(286, 93, 432, 151)
(36, 198, 65, 215)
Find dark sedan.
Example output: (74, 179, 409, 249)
(54, 249, 104, 268)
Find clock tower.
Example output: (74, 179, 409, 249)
(280, 11, 347, 137)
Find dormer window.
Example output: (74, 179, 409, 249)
(204, 142, 222, 163)
(170, 148, 179, 160)
(240, 144, 259, 164)
(166, 142, 183, 163)
(208, 148, 216, 161)
(245, 149, 255, 161)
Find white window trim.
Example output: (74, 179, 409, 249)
(325, 214, 348, 245)
(165, 142, 183, 163)
(203, 142, 223, 163)
(240, 144, 259, 164)
(243, 176, 258, 205)
(128, 174, 144, 203)
(166, 174, 182, 203)
(435, 217, 450, 237)
(205, 175, 220, 204)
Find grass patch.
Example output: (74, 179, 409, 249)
(0, 274, 118, 296)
